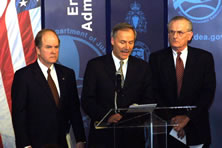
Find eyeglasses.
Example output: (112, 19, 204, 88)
(168, 30, 191, 37)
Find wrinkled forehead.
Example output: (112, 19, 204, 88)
(169, 20, 191, 31)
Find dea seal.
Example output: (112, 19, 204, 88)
(55, 29, 105, 89)
(173, 0, 222, 23)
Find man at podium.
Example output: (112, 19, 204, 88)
(82, 22, 154, 148)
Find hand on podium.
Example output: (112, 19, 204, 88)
(108, 113, 123, 123)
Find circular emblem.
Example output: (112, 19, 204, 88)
(173, 0, 222, 23)
(132, 41, 150, 62)
(56, 31, 105, 89)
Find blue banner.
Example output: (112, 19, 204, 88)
(168, 1, 222, 147)
(44, 0, 106, 91)
(44, 0, 106, 146)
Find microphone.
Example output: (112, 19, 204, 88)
(115, 71, 122, 93)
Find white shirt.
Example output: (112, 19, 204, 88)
(172, 47, 188, 68)
(37, 59, 60, 97)
(112, 51, 128, 79)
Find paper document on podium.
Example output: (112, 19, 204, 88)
(127, 104, 157, 113)
(170, 129, 186, 144)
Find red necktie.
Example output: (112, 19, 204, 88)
(176, 52, 184, 96)
(47, 68, 59, 106)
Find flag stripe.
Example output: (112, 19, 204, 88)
(0, 0, 41, 147)
(0, 0, 13, 112)
(18, 11, 37, 65)
(6, 0, 26, 72)
(0, 1, 10, 147)
(29, 7, 41, 38)
(0, 1, 16, 147)
(0, 72, 15, 148)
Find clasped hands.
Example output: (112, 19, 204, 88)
(171, 115, 190, 139)
(108, 113, 123, 123)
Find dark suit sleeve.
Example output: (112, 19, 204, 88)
(186, 52, 216, 122)
(149, 53, 164, 107)
(81, 61, 109, 121)
(138, 63, 155, 104)
(11, 70, 31, 147)
(67, 70, 86, 142)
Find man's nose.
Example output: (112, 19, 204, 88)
(125, 43, 130, 49)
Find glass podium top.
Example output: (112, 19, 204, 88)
(95, 108, 167, 129)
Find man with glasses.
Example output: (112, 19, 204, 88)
(149, 16, 216, 148)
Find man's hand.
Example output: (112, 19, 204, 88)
(171, 115, 190, 132)
(107, 113, 122, 123)
(177, 129, 185, 139)
(76, 142, 85, 148)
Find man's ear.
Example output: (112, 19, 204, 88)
(111, 37, 114, 46)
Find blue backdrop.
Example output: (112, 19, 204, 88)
(44, 0, 106, 146)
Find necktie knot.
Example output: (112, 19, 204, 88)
(119, 60, 124, 71)
(177, 52, 182, 58)
(47, 68, 51, 74)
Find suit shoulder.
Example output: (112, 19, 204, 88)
(54, 63, 74, 74)
(88, 55, 107, 63)
(86, 55, 110, 68)
(189, 46, 213, 56)
(150, 48, 170, 56)
(130, 56, 149, 65)
(14, 62, 36, 74)
(188, 47, 213, 58)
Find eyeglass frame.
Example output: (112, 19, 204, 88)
(168, 30, 192, 37)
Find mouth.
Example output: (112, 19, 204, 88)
(50, 56, 57, 59)
(120, 50, 130, 53)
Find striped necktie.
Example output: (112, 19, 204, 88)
(118, 60, 124, 88)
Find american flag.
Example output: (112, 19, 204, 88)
(0, 0, 41, 147)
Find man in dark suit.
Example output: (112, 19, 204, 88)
(12, 29, 86, 148)
(149, 16, 216, 148)
(81, 23, 154, 148)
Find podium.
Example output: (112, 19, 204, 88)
(94, 104, 169, 148)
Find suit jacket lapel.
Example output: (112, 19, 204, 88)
(104, 54, 116, 84)
(32, 62, 53, 99)
(54, 64, 66, 101)
(180, 47, 197, 97)
(160, 48, 178, 103)
(124, 56, 134, 88)
(163, 48, 177, 87)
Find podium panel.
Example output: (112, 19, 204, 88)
(95, 106, 168, 148)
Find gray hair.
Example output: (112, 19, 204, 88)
(111, 22, 137, 39)
(168, 16, 193, 32)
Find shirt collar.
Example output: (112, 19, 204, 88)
(111, 51, 128, 69)
(37, 59, 55, 74)
(172, 47, 188, 57)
